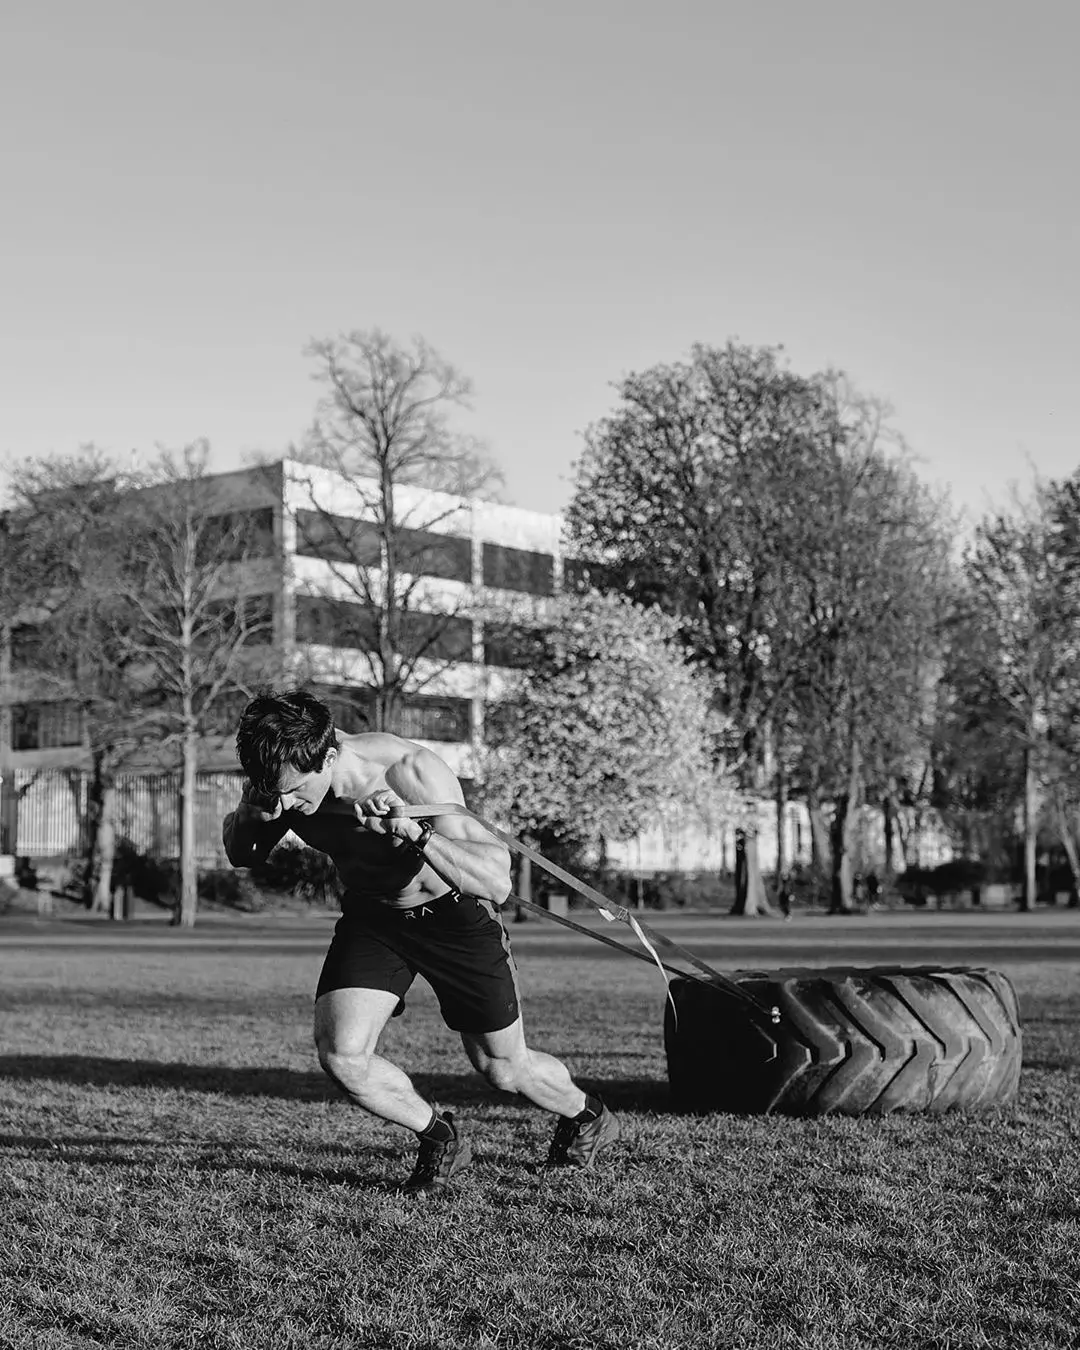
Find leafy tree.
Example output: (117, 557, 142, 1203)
(477, 592, 735, 876)
(566, 343, 835, 913)
(567, 347, 954, 913)
(781, 386, 953, 910)
(1041, 471, 1080, 896)
(938, 481, 1080, 907)
(288, 329, 502, 732)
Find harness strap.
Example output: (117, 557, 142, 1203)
(388, 802, 780, 1027)
(510, 891, 714, 981)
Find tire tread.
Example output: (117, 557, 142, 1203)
(664, 965, 1023, 1116)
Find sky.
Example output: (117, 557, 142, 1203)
(2, 0, 1077, 527)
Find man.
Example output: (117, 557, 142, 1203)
(222, 689, 618, 1193)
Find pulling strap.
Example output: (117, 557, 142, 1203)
(388, 802, 780, 1027)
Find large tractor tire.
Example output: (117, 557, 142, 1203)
(664, 966, 1022, 1116)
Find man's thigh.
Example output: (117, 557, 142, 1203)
(314, 987, 402, 1057)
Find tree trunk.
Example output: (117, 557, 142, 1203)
(1052, 788, 1080, 905)
(775, 768, 788, 892)
(829, 797, 856, 914)
(82, 761, 104, 909)
(84, 753, 117, 912)
(176, 729, 199, 927)
(730, 827, 773, 916)
(882, 792, 897, 879)
(514, 852, 531, 922)
(93, 788, 118, 916)
(1020, 747, 1037, 912)
(829, 735, 862, 915)
(807, 785, 832, 898)
(894, 808, 912, 871)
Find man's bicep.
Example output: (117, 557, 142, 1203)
(432, 807, 505, 850)
(387, 750, 501, 850)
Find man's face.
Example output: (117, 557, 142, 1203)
(276, 751, 336, 815)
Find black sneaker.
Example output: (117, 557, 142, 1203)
(402, 1115, 473, 1193)
(545, 1101, 620, 1168)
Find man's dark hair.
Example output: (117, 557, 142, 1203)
(236, 690, 336, 795)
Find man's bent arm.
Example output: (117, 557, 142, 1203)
(222, 788, 292, 868)
(415, 818, 512, 905)
(380, 751, 512, 904)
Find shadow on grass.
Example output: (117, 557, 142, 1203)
(0, 1129, 401, 1189)
(0, 1055, 673, 1113)
(0, 1054, 335, 1101)
(0, 1129, 647, 1196)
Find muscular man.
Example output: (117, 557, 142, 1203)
(222, 689, 618, 1193)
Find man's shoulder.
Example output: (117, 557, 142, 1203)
(339, 731, 456, 789)
(338, 730, 411, 756)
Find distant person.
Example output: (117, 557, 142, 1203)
(777, 873, 793, 921)
(222, 690, 618, 1193)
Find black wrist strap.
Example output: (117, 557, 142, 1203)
(404, 819, 433, 857)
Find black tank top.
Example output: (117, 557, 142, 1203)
(285, 807, 423, 904)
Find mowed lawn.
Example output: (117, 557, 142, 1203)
(1, 910, 1079, 1350)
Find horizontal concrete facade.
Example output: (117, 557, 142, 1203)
(1, 458, 568, 793)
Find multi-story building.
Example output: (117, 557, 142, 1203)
(0, 458, 570, 857)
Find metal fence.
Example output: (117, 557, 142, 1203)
(11, 768, 242, 863)
(9, 766, 955, 876)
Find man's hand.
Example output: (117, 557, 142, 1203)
(238, 781, 283, 824)
(222, 780, 290, 868)
(354, 788, 425, 848)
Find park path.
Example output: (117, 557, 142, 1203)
(4, 907, 1080, 968)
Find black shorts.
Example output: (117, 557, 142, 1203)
(315, 891, 521, 1034)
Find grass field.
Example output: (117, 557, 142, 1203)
(2, 909, 1079, 1349)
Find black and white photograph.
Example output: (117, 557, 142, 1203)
(1, 2, 1077, 1346)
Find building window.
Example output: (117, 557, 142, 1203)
(482, 622, 550, 670)
(12, 701, 83, 750)
(295, 596, 378, 649)
(306, 687, 469, 741)
(482, 543, 554, 596)
(312, 684, 375, 733)
(295, 510, 381, 566)
(199, 507, 275, 563)
(203, 594, 275, 646)
(394, 528, 472, 583)
(10, 625, 46, 670)
(393, 696, 471, 743)
(400, 611, 474, 663)
(296, 598, 473, 664)
(295, 512, 472, 583)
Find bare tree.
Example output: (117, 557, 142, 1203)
(0, 449, 162, 908)
(113, 442, 279, 925)
(290, 330, 502, 731)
